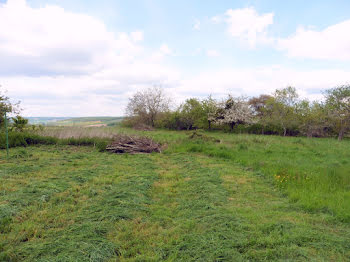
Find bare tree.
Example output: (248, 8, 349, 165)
(126, 86, 171, 127)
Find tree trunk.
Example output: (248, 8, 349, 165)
(208, 121, 211, 130)
(307, 131, 312, 138)
(338, 127, 345, 141)
(150, 117, 155, 127)
(230, 122, 235, 131)
(283, 127, 287, 137)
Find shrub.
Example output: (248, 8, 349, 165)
(96, 140, 109, 152)
(0, 132, 111, 150)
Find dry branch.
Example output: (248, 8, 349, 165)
(106, 134, 161, 154)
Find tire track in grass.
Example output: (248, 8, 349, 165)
(109, 154, 182, 261)
(197, 155, 350, 261)
(159, 153, 248, 261)
(110, 152, 248, 261)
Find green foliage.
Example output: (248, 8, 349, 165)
(0, 88, 21, 128)
(11, 115, 29, 132)
(156, 96, 218, 130)
(263, 87, 300, 136)
(0, 132, 110, 149)
(325, 85, 350, 140)
(96, 140, 109, 152)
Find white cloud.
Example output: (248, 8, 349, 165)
(1, 1, 349, 117)
(130, 31, 144, 42)
(176, 67, 350, 102)
(0, 0, 141, 75)
(150, 44, 174, 62)
(211, 15, 222, 24)
(213, 7, 274, 47)
(0, 0, 178, 116)
(159, 44, 172, 55)
(206, 49, 220, 57)
(193, 19, 200, 30)
(277, 20, 350, 60)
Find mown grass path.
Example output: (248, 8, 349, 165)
(1, 146, 350, 261)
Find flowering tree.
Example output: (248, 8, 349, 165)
(215, 95, 254, 130)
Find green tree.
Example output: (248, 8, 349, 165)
(296, 100, 328, 138)
(249, 94, 273, 134)
(266, 87, 299, 136)
(325, 85, 350, 141)
(0, 86, 21, 128)
(12, 115, 29, 132)
(178, 98, 205, 130)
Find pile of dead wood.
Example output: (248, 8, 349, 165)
(106, 134, 161, 154)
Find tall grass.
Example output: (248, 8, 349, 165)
(166, 133, 350, 221)
(36, 126, 118, 139)
(0, 131, 110, 151)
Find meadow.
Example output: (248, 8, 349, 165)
(1, 126, 350, 261)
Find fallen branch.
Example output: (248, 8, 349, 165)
(106, 134, 161, 154)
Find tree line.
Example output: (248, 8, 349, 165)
(124, 85, 350, 140)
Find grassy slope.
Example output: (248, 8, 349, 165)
(171, 131, 350, 222)
(1, 136, 350, 261)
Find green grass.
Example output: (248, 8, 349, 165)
(1, 129, 350, 261)
(164, 131, 350, 222)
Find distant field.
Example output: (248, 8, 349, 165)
(1, 127, 350, 261)
(27, 116, 124, 126)
(26, 117, 70, 125)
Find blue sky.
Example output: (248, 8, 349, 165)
(0, 0, 350, 116)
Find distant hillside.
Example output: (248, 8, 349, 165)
(27, 117, 70, 125)
(52, 116, 124, 126)
(27, 116, 124, 126)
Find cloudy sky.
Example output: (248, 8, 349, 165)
(1, 0, 350, 116)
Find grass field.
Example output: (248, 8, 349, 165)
(1, 128, 350, 261)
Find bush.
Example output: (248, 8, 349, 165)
(96, 140, 109, 152)
(0, 132, 111, 149)
(0, 132, 29, 148)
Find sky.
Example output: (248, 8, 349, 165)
(0, 0, 350, 116)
